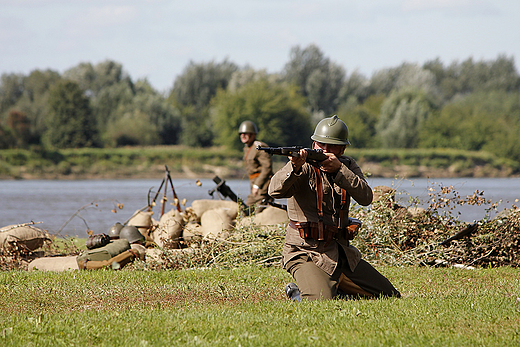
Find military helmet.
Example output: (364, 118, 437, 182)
(119, 225, 144, 244)
(311, 115, 351, 145)
(107, 222, 123, 239)
(238, 120, 258, 134)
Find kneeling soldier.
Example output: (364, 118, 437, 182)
(269, 115, 400, 300)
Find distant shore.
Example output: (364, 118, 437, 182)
(1, 161, 517, 181)
(1, 146, 518, 180)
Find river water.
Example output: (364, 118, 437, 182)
(1, 177, 519, 238)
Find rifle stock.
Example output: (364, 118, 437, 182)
(256, 146, 328, 163)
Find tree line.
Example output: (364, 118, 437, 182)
(1, 44, 520, 162)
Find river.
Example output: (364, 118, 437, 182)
(1, 177, 519, 238)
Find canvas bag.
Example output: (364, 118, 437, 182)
(76, 238, 130, 265)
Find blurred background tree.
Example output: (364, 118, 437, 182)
(212, 77, 312, 150)
(0, 45, 519, 164)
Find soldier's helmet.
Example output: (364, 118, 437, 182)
(119, 225, 145, 244)
(311, 115, 351, 145)
(107, 222, 123, 239)
(238, 120, 258, 134)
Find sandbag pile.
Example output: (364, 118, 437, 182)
(0, 224, 50, 254)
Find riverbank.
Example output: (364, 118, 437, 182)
(1, 146, 518, 180)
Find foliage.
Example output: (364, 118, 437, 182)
(1, 47, 520, 162)
(42, 80, 98, 148)
(337, 95, 385, 148)
(376, 87, 438, 148)
(282, 44, 345, 117)
(169, 60, 238, 147)
(212, 78, 312, 149)
(423, 55, 520, 100)
(419, 91, 520, 161)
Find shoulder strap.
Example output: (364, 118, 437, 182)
(313, 166, 324, 240)
(338, 188, 347, 229)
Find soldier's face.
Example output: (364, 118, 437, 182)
(313, 141, 346, 157)
(240, 132, 255, 145)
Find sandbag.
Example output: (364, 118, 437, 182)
(190, 200, 239, 221)
(200, 208, 234, 239)
(252, 206, 289, 226)
(154, 209, 185, 247)
(128, 210, 155, 242)
(130, 243, 146, 261)
(28, 256, 79, 271)
(236, 206, 289, 227)
(182, 222, 203, 240)
(76, 238, 130, 265)
(0, 224, 50, 253)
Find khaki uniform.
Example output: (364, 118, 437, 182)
(269, 157, 400, 300)
(243, 140, 273, 206)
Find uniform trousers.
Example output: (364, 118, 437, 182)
(285, 247, 401, 300)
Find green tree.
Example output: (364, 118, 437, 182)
(212, 78, 312, 150)
(64, 60, 135, 138)
(283, 44, 345, 117)
(376, 88, 437, 148)
(103, 80, 181, 146)
(16, 70, 62, 143)
(6, 110, 32, 148)
(338, 70, 370, 106)
(170, 59, 238, 147)
(419, 91, 520, 161)
(337, 95, 384, 148)
(423, 55, 520, 102)
(0, 73, 24, 115)
(42, 80, 97, 148)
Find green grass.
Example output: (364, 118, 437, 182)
(1, 266, 519, 346)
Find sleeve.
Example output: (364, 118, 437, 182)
(333, 157, 373, 206)
(268, 162, 305, 198)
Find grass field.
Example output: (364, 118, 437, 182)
(1, 266, 519, 346)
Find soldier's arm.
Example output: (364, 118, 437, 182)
(333, 157, 373, 206)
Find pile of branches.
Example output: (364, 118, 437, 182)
(136, 222, 286, 271)
(353, 183, 520, 268)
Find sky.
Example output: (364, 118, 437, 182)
(1, 0, 519, 93)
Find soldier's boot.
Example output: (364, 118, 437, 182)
(285, 282, 301, 302)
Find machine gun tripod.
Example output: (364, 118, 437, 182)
(148, 165, 182, 217)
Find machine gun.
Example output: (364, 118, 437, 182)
(256, 146, 328, 165)
(208, 176, 246, 206)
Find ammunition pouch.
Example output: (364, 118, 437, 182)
(290, 218, 361, 243)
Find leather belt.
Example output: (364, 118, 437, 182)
(249, 172, 261, 180)
(289, 220, 337, 244)
(289, 219, 360, 243)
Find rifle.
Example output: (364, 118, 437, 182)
(256, 146, 328, 164)
(261, 198, 287, 211)
(208, 176, 246, 207)
(438, 222, 478, 247)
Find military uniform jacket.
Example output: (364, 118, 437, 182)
(268, 156, 373, 275)
(243, 140, 273, 196)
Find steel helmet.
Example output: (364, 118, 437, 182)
(119, 225, 145, 244)
(238, 120, 258, 134)
(311, 115, 351, 145)
(107, 222, 123, 239)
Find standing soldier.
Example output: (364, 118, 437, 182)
(238, 120, 273, 214)
(269, 115, 400, 300)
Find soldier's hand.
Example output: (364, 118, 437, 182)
(319, 153, 342, 174)
(290, 149, 307, 172)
